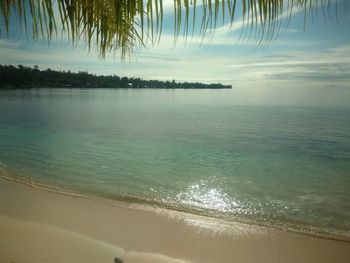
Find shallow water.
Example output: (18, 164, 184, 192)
(0, 87, 350, 238)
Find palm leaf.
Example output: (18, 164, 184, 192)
(0, 0, 345, 58)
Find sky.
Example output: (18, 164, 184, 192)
(0, 0, 350, 87)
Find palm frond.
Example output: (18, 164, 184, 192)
(0, 0, 346, 58)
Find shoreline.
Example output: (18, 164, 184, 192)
(1, 175, 350, 263)
(0, 172, 349, 243)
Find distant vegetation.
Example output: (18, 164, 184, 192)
(0, 65, 231, 89)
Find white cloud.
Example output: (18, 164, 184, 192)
(226, 44, 350, 86)
(1, 33, 349, 87)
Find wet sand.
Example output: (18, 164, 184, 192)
(0, 177, 349, 263)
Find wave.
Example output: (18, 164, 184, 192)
(0, 167, 349, 242)
(0, 167, 87, 199)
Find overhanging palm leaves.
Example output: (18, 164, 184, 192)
(0, 0, 344, 58)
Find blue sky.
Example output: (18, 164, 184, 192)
(0, 0, 350, 87)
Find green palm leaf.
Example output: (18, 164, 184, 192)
(0, 0, 345, 58)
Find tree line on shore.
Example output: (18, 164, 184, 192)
(0, 65, 232, 89)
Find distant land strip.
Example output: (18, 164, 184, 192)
(0, 65, 232, 89)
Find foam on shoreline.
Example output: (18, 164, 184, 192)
(1, 170, 349, 242)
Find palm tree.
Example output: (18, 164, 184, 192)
(0, 0, 344, 58)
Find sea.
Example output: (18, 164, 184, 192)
(0, 86, 349, 239)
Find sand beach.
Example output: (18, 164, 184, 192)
(0, 176, 349, 263)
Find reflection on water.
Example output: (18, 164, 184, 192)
(176, 183, 240, 212)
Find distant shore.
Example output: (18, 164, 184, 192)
(0, 65, 232, 89)
(1, 175, 349, 263)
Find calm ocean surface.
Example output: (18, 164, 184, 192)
(0, 87, 350, 238)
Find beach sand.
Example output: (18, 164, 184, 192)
(0, 176, 349, 263)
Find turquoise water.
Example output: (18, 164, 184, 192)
(0, 87, 350, 239)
